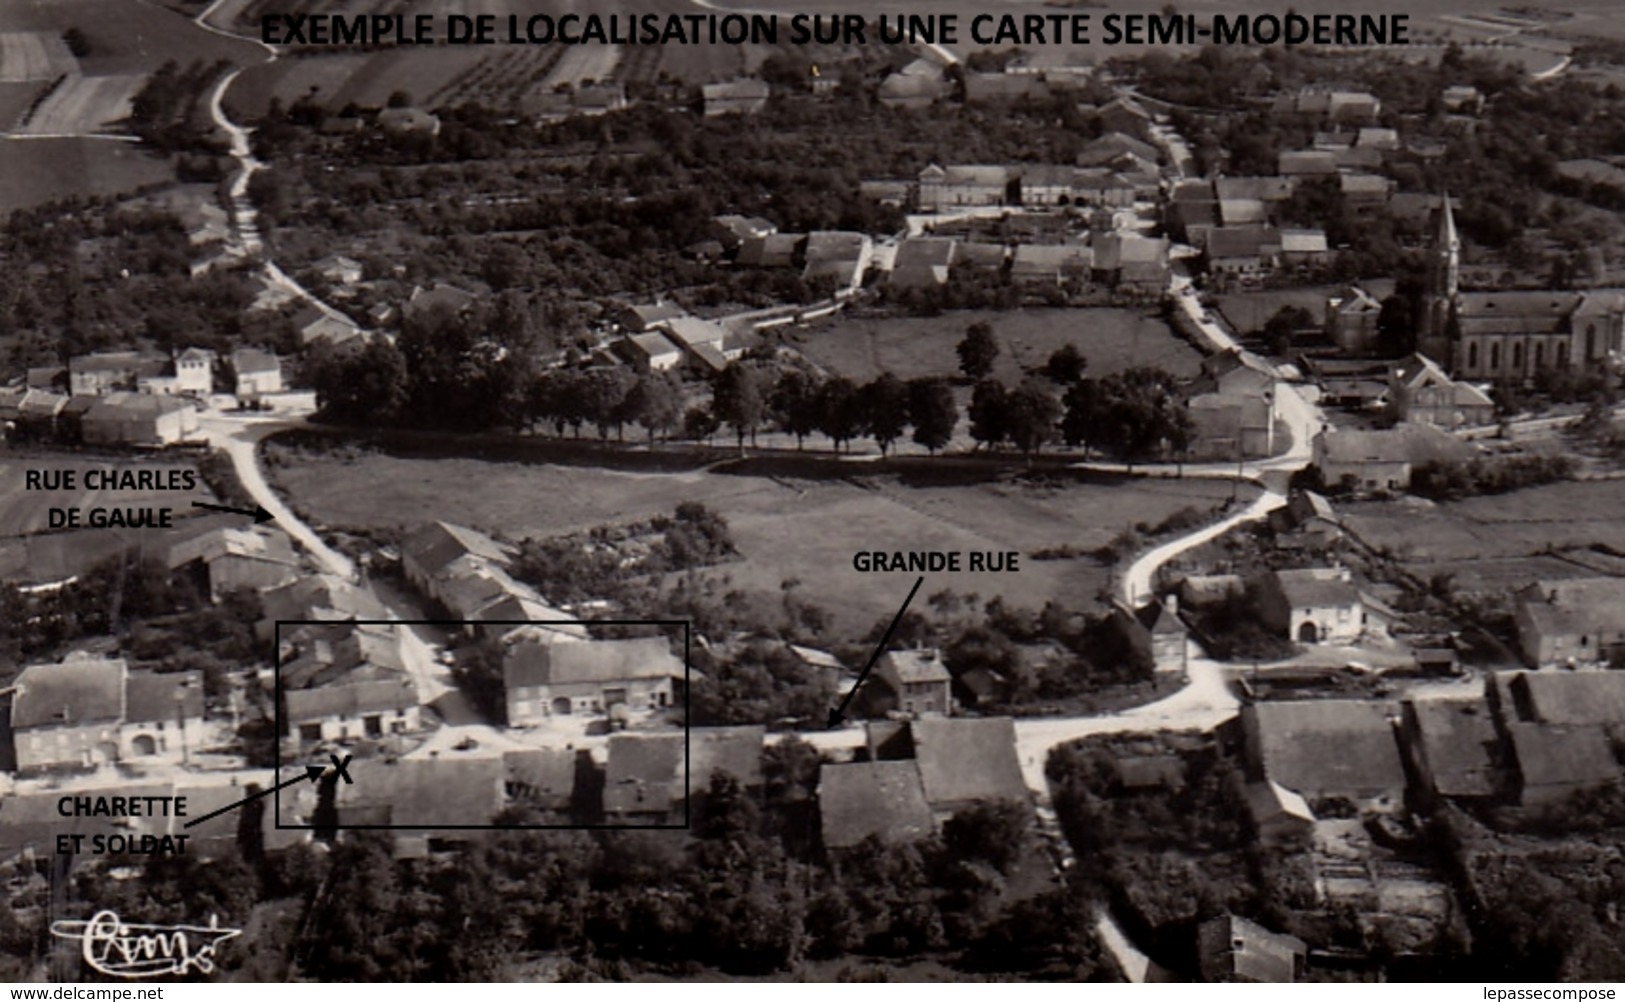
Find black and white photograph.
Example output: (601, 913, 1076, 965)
(1, 0, 1624, 986)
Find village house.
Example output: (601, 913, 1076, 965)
(873, 648, 952, 716)
(1310, 423, 1473, 493)
(1241, 699, 1407, 801)
(1205, 226, 1282, 282)
(503, 748, 580, 814)
(1276, 150, 1339, 178)
(401, 520, 516, 606)
(1092, 233, 1170, 292)
(284, 673, 421, 745)
(377, 106, 441, 136)
(613, 301, 689, 333)
(889, 237, 958, 289)
(69, 351, 167, 396)
(1010, 243, 1091, 286)
(1324, 285, 1383, 354)
(314, 254, 364, 286)
(258, 573, 388, 642)
(120, 670, 206, 763)
(1140, 596, 1191, 675)
(137, 348, 214, 397)
(614, 331, 685, 373)
(1491, 671, 1625, 805)
(817, 760, 936, 851)
(504, 635, 681, 723)
(1400, 694, 1505, 806)
(878, 59, 947, 109)
(907, 717, 1029, 818)
(736, 232, 804, 269)
(659, 316, 751, 373)
(1513, 577, 1625, 668)
(802, 230, 872, 292)
(80, 393, 200, 447)
(8, 656, 127, 772)
(602, 733, 687, 823)
(690, 725, 767, 792)
(1185, 349, 1278, 459)
(292, 304, 365, 349)
(1388, 353, 1494, 429)
(702, 78, 770, 117)
(230, 348, 283, 400)
(1256, 566, 1365, 644)
(168, 526, 300, 601)
(1197, 915, 1308, 983)
(403, 282, 478, 323)
(1279, 229, 1330, 269)
(917, 164, 1013, 213)
(336, 758, 505, 839)
(1244, 779, 1316, 847)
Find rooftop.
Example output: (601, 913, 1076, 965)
(818, 760, 935, 849)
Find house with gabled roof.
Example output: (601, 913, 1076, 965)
(9, 656, 127, 772)
(292, 304, 365, 348)
(890, 237, 957, 289)
(1505, 722, 1621, 806)
(504, 635, 681, 723)
(80, 393, 200, 447)
(284, 675, 420, 746)
(1513, 579, 1625, 668)
(503, 748, 580, 813)
(230, 348, 283, 399)
(120, 670, 205, 763)
(169, 526, 300, 601)
(1400, 695, 1506, 804)
(908, 716, 1028, 816)
(68, 351, 167, 396)
(1241, 699, 1406, 801)
(817, 760, 936, 850)
(1503, 667, 1625, 725)
(1388, 353, 1493, 429)
(690, 725, 766, 792)
(1244, 779, 1315, 847)
(401, 520, 514, 596)
(603, 732, 686, 822)
(1197, 915, 1307, 983)
(1257, 567, 1364, 644)
(874, 648, 952, 716)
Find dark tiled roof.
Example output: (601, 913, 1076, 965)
(504, 636, 681, 689)
(124, 671, 203, 725)
(12, 657, 126, 729)
(690, 725, 765, 790)
(910, 717, 1029, 807)
(1244, 700, 1405, 798)
(818, 760, 935, 849)
(337, 757, 504, 827)
(603, 733, 686, 815)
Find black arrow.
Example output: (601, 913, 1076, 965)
(828, 575, 925, 729)
(192, 500, 276, 525)
(184, 765, 325, 829)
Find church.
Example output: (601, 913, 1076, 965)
(1421, 195, 1625, 382)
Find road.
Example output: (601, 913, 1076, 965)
(195, 405, 356, 580)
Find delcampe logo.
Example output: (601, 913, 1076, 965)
(50, 909, 242, 978)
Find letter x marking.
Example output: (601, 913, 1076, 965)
(327, 754, 354, 784)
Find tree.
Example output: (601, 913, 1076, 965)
(771, 369, 823, 450)
(1262, 305, 1313, 356)
(625, 370, 683, 442)
(712, 362, 770, 450)
(908, 377, 959, 454)
(580, 367, 636, 440)
(1044, 343, 1087, 384)
(943, 799, 1031, 874)
(1003, 378, 1061, 459)
(1061, 377, 1104, 457)
(815, 376, 865, 452)
(968, 378, 1008, 450)
(863, 372, 910, 455)
(307, 338, 409, 426)
(957, 321, 1000, 381)
(684, 404, 720, 444)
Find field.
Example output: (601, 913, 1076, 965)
(15, 72, 143, 134)
(1216, 281, 1396, 338)
(265, 446, 1247, 632)
(792, 307, 1203, 385)
(0, 454, 216, 536)
(0, 0, 265, 79)
(0, 136, 174, 213)
(0, 30, 78, 82)
(1341, 479, 1625, 592)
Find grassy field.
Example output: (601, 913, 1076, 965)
(16, 73, 143, 134)
(1342, 479, 1625, 591)
(0, 0, 265, 78)
(0, 137, 174, 213)
(265, 445, 1246, 633)
(791, 307, 1202, 385)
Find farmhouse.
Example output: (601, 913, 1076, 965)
(121, 671, 205, 763)
(1241, 699, 1406, 801)
(168, 526, 300, 601)
(230, 349, 283, 399)
(292, 305, 364, 348)
(1513, 577, 1625, 668)
(1324, 285, 1383, 354)
(1197, 915, 1307, 983)
(1388, 353, 1493, 429)
(80, 393, 200, 447)
(504, 635, 681, 722)
(1257, 566, 1364, 644)
(1244, 779, 1315, 847)
(889, 237, 958, 288)
(284, 676, 421, 746)
(1399, 695, 1505, 803)
(603, 733, 686, 822)
(401, 520, 515, 601)
(613, 301, 689, 333)
(504, 748, 580, 812)
(137, 348, 214, 397)
(690, 725, 767, 791)
(802, 230, 872, 291)
(908, 717, 1028, 816)
(1310, 424, 1472, 493)
(1505, 722, 1621, 807)
(403, 282, 478, 322)
(817, 760, 936, 850)
(9, 656, 127, 773)
(67, 352, 167, 396)
(917, 164, 1013, 212)
(1501, 669, 1625, 727)
(702, 78, 770, 117)
(873, 648, 952, 716)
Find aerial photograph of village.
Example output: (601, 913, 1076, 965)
(2, 0, 1625, 986)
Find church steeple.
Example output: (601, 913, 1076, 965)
(1435, 192, 1460, 298)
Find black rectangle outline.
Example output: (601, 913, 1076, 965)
(273, 618, 691, 831)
